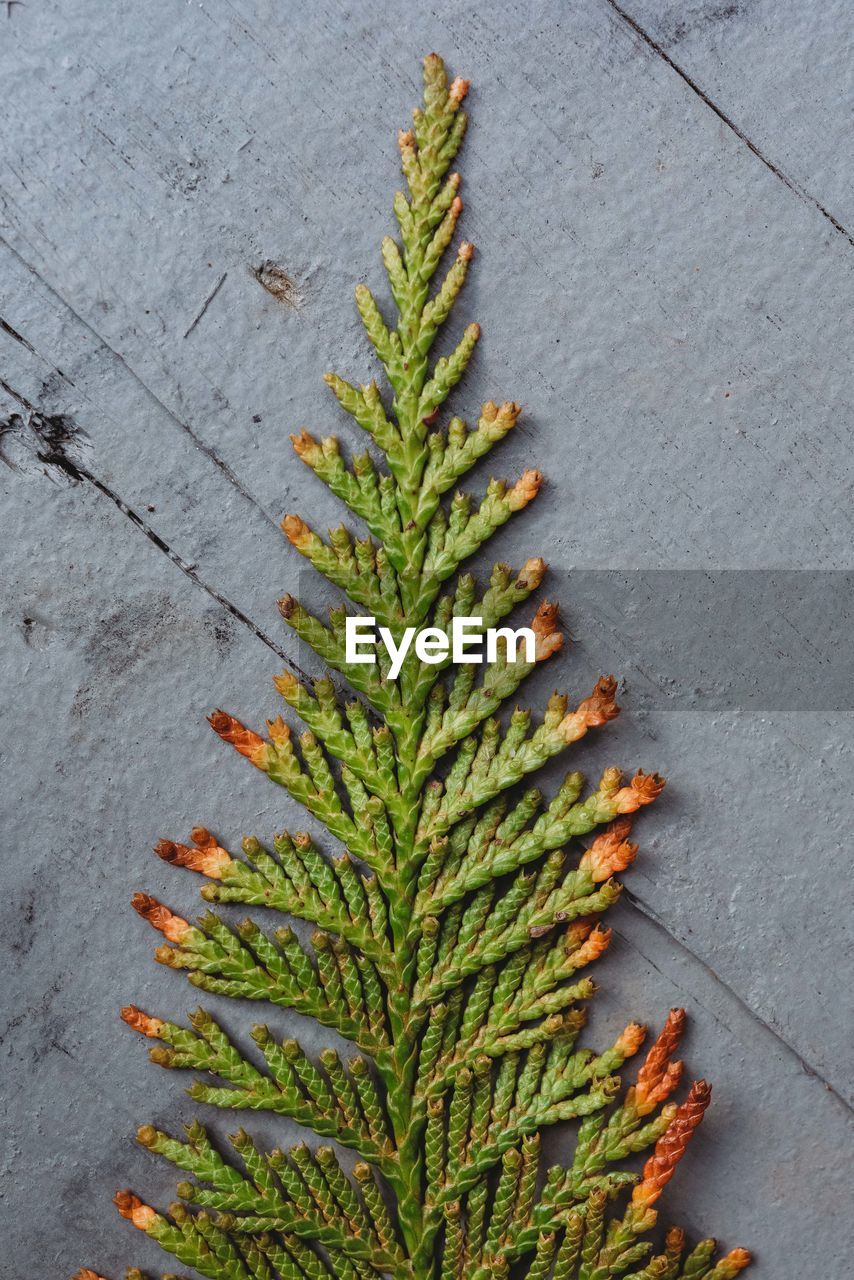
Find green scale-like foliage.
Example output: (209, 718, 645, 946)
(81, 54, 751, 1280)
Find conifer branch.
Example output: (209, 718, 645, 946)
(86, 52, 751, 1280)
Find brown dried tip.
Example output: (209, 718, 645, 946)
(398, 127, 416, 152)
(612, 769, 666, 813)
(579, 818, 638, 882)
(558, 676, 620, 744)
(114, 1190, 157, 1230)
(277, 593, 297, 620)
(530, 600, 563, 662)
(508, 468, 543, 510)
(458, 239, 474, 263)
(131, 893, 190, 944)
(208, 709, 269, 769)
(631, 1080, 712, 1209)
(281, 513, 312, 549)
(635, 1008, 687, 1111)
(73, 1271, 109, 1280)
(665, 1226, 686, 1252)
(121, 1005, 164, 1038)
(154, 833, 231, 880)
(290, 429, 320, 462)
(449, 77, 470, 107)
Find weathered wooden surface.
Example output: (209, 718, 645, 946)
(1, 1, 852, 1275)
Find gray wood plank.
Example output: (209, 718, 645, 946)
(2, 3, 853, 1275)
(604, 0, 854, 237)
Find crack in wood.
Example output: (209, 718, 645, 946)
(623, 886, 854, 1117)
(0, 236, 280, 533)
(605, 0, 854, 249)
(183, 271, 228, 338)
(0, 378, 309, 681)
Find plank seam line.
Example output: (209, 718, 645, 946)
(623, 887, 854, 1117)
(605, 0, 854, 250)
(0, 236, 281, 532)
(0, 377, 310, 682)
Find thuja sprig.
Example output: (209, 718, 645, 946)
(81, 52, 751, 1280)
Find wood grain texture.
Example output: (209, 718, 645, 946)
(1, 2, 852, 1275)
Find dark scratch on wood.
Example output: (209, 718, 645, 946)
(606, 0, 854, 249)
(0, 316, 36, 354)
(622, 886, 854, 1117)
(1, 233, 279, 529)
(0, 377, 310, 680)
(183, 270, 227, 337)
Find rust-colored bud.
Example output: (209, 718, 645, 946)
(579, 819, 638, 882)
(558, 676, 620, 743)
(530, 599, 563, 662)
(131, 893, 190, 944)
(208, 709, 270, 769)
(665, 1226, 686, 1253)
(113, 1190, 157, 1230)
(635, 1007, 687, 1111)
(120, 1006, 164, 1038)
(281, 514, 312, 549)
(154, 834, 231, 880)
(614, 769, 666, 813)
(631, 1080, 712, 1208)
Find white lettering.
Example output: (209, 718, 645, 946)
(379, 626, 415, 680)
(415, 627, 449, 663)
(346, 616, 378, 664)
(453, 616, 484, 663)
(345, 615, 538, 679)
(486, 626, 536, 664)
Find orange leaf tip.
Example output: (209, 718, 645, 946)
(508, 468, 542, 510)
(130, 893, 190, 944)
(558, 676, 620, 743)
(154, 834, 231, 880)
(614, 1022, 647, 1057)
(631, 1080, 712, 1208)
(281, 513, 312, 549)
(613, 768, 666, 813)
(208, 709, 270, 769)
(114, 1190, 157, 1230)
(121, 1005, 164, 1038)
(580, 819, 638, 882)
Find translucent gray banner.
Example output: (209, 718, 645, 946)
(289, 569, 853, 712)
(551, 570, 853, 713)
